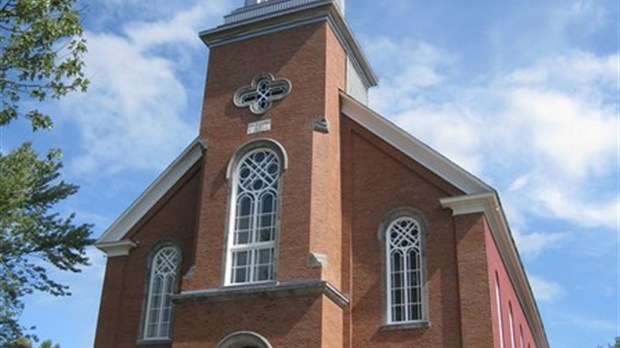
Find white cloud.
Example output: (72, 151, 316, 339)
(366, 37, 618, 230)
(529, 275, 565, 302)
(513, 230, 568, 259)
(61, 2, 230, 177)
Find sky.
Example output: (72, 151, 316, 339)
(1, 0, 618, 347)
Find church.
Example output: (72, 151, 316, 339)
(93, 0, 549, 347)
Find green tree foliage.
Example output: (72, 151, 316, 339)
(5, 337, 61, 348)
(599, 337, 620, 348)
(0, 0, 92, 343)
(0, 144, 93, 343)
(0, 0, 89, 130)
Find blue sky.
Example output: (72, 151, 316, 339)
(2, 0, 618, 347)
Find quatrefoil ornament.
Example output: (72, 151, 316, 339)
(233, 73, 292, 115)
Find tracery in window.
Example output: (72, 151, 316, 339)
(143, 246, 179, 340)
(227, 147, 282, 285)
(385, 215, 427, 324)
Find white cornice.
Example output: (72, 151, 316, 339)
(96, 240, 138, 258)
(440, 194, 550, 348)
(340, 92, 492, 195)
(225, 0, 344, 24)
(95, 139, 206, 247)
(200, 1, 377, 88)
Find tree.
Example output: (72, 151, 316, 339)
(0, 144, 93, 343)
(0, 0, 91, 344)
(5, 337, 61, 348)
(599, 337, 620, 348)
(1, 0, 89, 130)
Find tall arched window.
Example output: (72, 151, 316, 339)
(226, 146, 283, 285)
(383, 212, 427, 324)
(143, 246, 179, 340)
(496, 272, 506, 348)
(509, 302, 516, 348)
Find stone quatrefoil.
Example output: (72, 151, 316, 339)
(233, 73, 292, 115)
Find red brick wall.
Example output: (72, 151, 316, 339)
(341, 118, 467, 347)
(176, 19, 348, 346)
(94, 165, 202, 348)
(454, 214, 494, 347)
(191, 22, 334, 292)
(171, 295, 325, 348)
(485, 218, 537, 348)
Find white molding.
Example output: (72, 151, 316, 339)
(96, 240, 138, 257)
(226, 0, 344, 24)
(95, 139, 206, 246)
(340, 92, 492, 195)
(173, 279, 349, 308)
(225, 138, 289, 180)
(200, 2, 377, 88)
(440, 193, 549, 348)
(439, 192, 495, 215)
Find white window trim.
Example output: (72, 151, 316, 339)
(379, 208, 429, 327)
(496, 273, 506, 348)
(509, 302, 516, 348)
(142, 246, 180, 341)
(216, 331, 273, 348)
(224, 145, 284, 286)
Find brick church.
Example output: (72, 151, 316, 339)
(94, 0, 549, 347)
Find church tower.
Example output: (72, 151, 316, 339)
(175, 0, 376, 346)
(93, 1, 550, 347)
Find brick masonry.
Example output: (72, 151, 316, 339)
(94, 12, 539, 348)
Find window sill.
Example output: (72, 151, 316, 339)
(222, 280, 278, 289)
(380, 321, 430, 331)
(137, 338, 172, 345)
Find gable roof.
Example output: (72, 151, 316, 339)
(340, 92, 492, 195)
(340, 91, 549, 348)
(95, 139, 205, 250)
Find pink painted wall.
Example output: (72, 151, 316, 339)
(485, 218, 537, 348)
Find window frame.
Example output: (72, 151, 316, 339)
(378, 208, 430, 329)
(224, 140, 286, 287)
(509, 302, 516, 348)
(496, 272, 506, 348)
(216, 331, 273, 348)
(140, 243, 181, 342)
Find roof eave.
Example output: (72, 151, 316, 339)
(95, 138, 206, 249)
(440, 193, 550, 348)
(340, 91, 492, 195)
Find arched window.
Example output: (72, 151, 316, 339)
(216, 331, 272, 348)
(226, 145, 283, 285)
(496, 272, 506, 348)
(382, 211, 428, 324)
(509, 302, 516, 348)
(143, 246, 179, 340)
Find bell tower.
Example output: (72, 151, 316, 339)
(172, 0, 376, 347)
